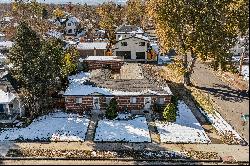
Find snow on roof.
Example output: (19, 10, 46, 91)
(46, 30, 63, 39)
(0, 32, 5, 37)
(64, 72, 172, 96)
(0, 89, 16, 103)
(77, 42, 107, 50)
(67, 16, 80, 23)
(135, 35, 150, 41)
(116, 24, 144, 34)
(0, 41, 13, 48)
(84, 56, 122, 61)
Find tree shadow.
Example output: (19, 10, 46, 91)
(193, 83, 249, 102)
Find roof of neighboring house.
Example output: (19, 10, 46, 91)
(84, 56, 122, 61)
(77, 42, 108, 50)
(0, 32, 5, 37)
(0, 72, 20, 103)
(115, 24, 144, 34)
(46, 30, 63, 39)
(116, 34, 150, 44)
(63, 71, 172, 96)
(0, 41, 13, 49)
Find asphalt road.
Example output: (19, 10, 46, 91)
(191, 62, 249, 143)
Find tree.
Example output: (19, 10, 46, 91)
(61, 46, 80, 79)
(147, 0, 249, 86)
(124, 0, 145, 27)
(8, 22, 67, 118)
(96, 2, 124, 44)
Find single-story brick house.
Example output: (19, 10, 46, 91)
(63, 71, 172, 112)
(80, 56, 124, 72)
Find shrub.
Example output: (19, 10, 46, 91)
(163, 103, 177, 122)
(105, 98, 118, 120)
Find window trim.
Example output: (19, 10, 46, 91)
(121, 42, 128, 46)
(139, 42, 146, 46)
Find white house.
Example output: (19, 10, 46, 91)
(0, 32, 5, 42)
(65, 16, 80, 35)
(113, 34, 150, 61)
(0, 73, 24, 124)
(115, 24, 144, 41)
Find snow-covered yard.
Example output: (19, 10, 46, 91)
(155, 101, 211, 144)
(94, 115, 151, 142)
(0, 112, 90, 142)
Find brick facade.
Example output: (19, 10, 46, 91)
(78, 49, 106, 57)
(65, 95, 172, 112)
(84, 60, 124, 72)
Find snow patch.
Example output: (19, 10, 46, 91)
(156, 101, 211, 143)
(94, 116, 151, 142)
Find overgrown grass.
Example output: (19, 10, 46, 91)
(161, 61, 215, 114)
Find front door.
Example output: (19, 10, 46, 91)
(144, 97, 152, 110)
(93, 97, 100, 110)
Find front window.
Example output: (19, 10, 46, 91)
(76, 97, 82, 104)
(106, 97, 113, 104)
(130, 97, 137, 104)
(121, 42, 128, 46)
(68, 23, 71, 26)
(68, 29, 72, 34)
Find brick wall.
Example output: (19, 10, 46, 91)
(65, 95, 172, 112)
(84, 60, 124, 72)
(78, 49, 106, 57)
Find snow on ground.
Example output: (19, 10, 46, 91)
(94, 115, 151, 142)
(0, 112, 90, 142)
(198, 107, 244, 143)
(241, 65, 249, 81)
(155, 101, 211, 144)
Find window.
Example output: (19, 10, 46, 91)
(121, 42, 128, 46)
(68, 29, 72, 34)
(117, 35, 121, 38)
(9, 104, 13, 108)
(157, 98, 165, 105)
(76, 97, 82, 104)
(136, 52, 145, 59)
(139, 42, 145, 46)
(68, 23, 71, 26)
(106, 97, 113, 104)
(130, 97, 137, 104)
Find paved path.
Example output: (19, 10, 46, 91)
(191, 62, 249, 143)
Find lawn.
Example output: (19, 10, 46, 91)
(94, 114, 151, 142)
(155, 101, 211, 143)
(0, 111, 90, 142)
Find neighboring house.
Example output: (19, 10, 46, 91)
(81, 56, 124, 72)
(113, 35, 150, 61)
(0, 32, 5, 42)
(0, 41, 13, 54)
(93, 29, 107, 40)
(0, 73, 24, 124)
(63, 71, 172, 112)
(115, 24, 145, 41)
(113, 24, 156, 62)
(65, 16, 80, 36)
(45, 30, 64, 40)
(77, 42, 108, 58)
(230, 36, 249, 57)
(0, 16, 13, 27)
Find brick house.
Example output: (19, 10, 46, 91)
(80, 56, 124, 72)
(63, 71, 172, 112)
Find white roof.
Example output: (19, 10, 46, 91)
(135, 35, 150, 41)
(84, 56, 122, 61)
(0, 41, 13, 48)
(0, 89, 16, 103)
(64, 72, 172, 96)
(77, 42, 107, 50)
(46, 30, 63, 39)
(0, 32, 5, 37)
(118, 35, 150, 42)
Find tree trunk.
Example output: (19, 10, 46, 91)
(239, 51, 245, 76)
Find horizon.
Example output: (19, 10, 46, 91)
(0, 0, 127, 5)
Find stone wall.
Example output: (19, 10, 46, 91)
(64, 95, 172, 112)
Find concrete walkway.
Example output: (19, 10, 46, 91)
(191, 62, 249, 143)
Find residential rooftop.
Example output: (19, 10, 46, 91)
(77, 42, 107, 50)
(84, 56, 122, 61)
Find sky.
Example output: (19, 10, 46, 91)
(0, 0, 127, 5)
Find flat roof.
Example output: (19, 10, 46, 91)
(77, 42, 107, 50)
(84, 56, 122, 61)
